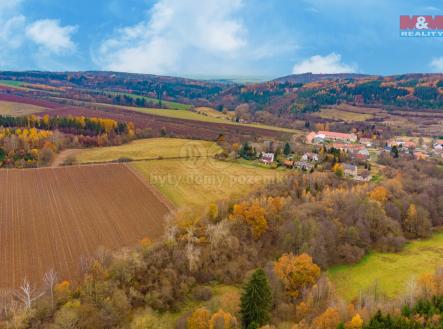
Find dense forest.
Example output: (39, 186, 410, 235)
(0, 115, 134, 167)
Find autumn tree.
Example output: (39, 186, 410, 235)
(332, 163, 344, 177)
(368, 186, 388, 204)
(403, 203, 431, 238)
(207, 203, 219, 223)
(231, 201, 268, 239)
(312, 307, 341, 329)
(240, 269, 272, 329)
(188, 307, 210, 329)
(416, 273, 437, 299)
(209, 309, 238, 329)
(274, 253, 320, 298)
(345, 313, 363, 329)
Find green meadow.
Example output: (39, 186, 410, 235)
(329, 232, 443, 300)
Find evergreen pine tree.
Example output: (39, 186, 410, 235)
(240, 268, 272, 329)
(283, 142, 291, 156)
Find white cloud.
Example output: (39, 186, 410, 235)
(26, 19, 77, 54)
(96, 0, 247, 74)
(0, 0, 26, 67)
(430, 57, 443, 72)
(292, 53, 357, 74)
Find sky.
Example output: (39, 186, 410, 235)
(0, 0, 442, 79)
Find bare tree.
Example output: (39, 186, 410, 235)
(207, 220, 230, 250)
(185, 242, 201, 272)
(404, 277, 417, 306)
(164, 214, 178, 244)
(0, 288, 13, 318)
(43, 269, 58, 310)
(95, 246, 110, 265)
(14, 278, 44, 309)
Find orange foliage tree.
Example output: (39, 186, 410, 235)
(230, 200, 268, 239)
(312, 307, 341, 329)
(274, 253, 321, 298)
(368, 186, 389, 204)
(188, 307, 210, 329)
(209, 309, 237, 329)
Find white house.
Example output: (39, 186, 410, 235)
(261, 152, 275, 164)
(301, 152, 319, 162)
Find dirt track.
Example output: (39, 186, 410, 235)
(51, 149, 80, 167)
(0, 164, 170, 288)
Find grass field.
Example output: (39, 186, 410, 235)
(329, 232, 443, 301)
(315, 108, 374, 122)
(103, 90, 192, 110)
(117, 106, 301, 134)
(0, 80, 28, 90)
(131, 158, 287, 208)
(194, 106, 234, 120)
(0, 164, 170, 288)
(50, 97, 301, 134)
(74, 138, 222, 164)
(0, 100, 47, 116)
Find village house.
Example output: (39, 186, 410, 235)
(305, 132, 317, 144)
(261, 152, 275, 164)
(343, 164, 358, 177)
(301, 152, 319, 162)
(332, 143, 365, 152)
(434, 139, 443, 151)
(387, 139, 416, 149)
(352, 148, 370, 160)
(355, 170, 372, 182)
(306, 131, 357, 144)
(317, 131, 358, 143)
(294, 161, 314, 171)
(359, 138, 373, 147)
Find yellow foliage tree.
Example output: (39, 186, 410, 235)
(54, 280, 71, 301)
(231, 200, 268, 239)
(187, 307, 210, 329)
(209, 309, 237, 329)
(140, 237, 153, 248)
(274, 253, 321, 298)
(208, 203, 219, 222)
(368, 186, 388, 204)
(312, 307, 341, 329)
(345, 313, 363, 329)
(417, 273, 437, 299)
(332, 163, 344, 177)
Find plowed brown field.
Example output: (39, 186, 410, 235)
(0, 164, 170, 288)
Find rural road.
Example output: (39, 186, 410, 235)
(52, 149, 80, 167)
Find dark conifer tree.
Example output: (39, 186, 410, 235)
(240, 268, 272, 329)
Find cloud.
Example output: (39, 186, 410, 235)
(0, 0, 26, 67)
(26, 19, 77, 54)
(96, 0, 247, 74)
(430, 57, 443, 72)
(292, 53, 357, 74)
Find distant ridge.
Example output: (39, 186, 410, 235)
(273, 73, 371, 84)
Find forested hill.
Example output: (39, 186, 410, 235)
(1, 71, 443, 114)
(272, 72, 369, 83)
